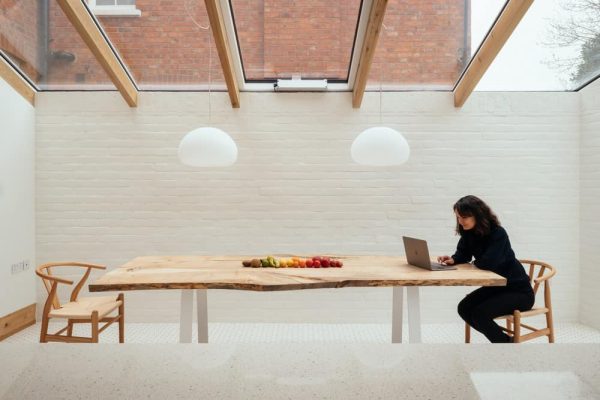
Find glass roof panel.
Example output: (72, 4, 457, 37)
(0, 0, 115, 90)
(367, 0, 506, 90)
(229, 0, 362, 82)
(89, 0, 225, 90)
(476, 0, 600, 91)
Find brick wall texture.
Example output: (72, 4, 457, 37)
(34, 90, 582, 324)
(580, 79, 600, 330)
(0, 0, 40, 80)
(1, 0, 467, 89)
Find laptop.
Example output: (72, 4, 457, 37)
(402, 236, 457, 271)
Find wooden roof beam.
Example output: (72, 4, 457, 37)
(205, 0, 240, 108)
(352, 0, 389, 109)
(0, 55, 36, 106)
(454, 0, 534, 107)
(56, 0, 137, 107)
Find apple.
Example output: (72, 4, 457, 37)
(321, 258, 330, 268)
(306, 259, 313, 268)
(313, 256, 322, 262)
(313, 260, 321, 268)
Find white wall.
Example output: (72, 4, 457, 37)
(35, 90, 580, 323)
(0, 79, 36, 317)
(580, 78, 600, 330)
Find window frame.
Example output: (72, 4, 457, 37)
(87, 0, 141, 17)
(219, 0, 372, 91)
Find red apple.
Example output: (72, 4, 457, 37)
(313, 260, 321, 268)
(305, 259, 313, 268)
(321, 258, 330, 268)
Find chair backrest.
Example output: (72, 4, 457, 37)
(36, 262, 106, 310)
(519, 259, 556, 307)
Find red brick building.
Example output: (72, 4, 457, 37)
(0, 0, 469, 89)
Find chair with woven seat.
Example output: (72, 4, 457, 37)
(465, 259, 556, 344)
(36, 262, 124, 343)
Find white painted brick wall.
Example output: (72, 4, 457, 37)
(35, 91, 580, 324)
(0, 79, 36, 317)
(580, 78, 600, 330)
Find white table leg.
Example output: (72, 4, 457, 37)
(392, 286, 404, 343)
(407, 286, 422, 343)
(179, 289, 194, 343)
(196, 289, 208, 343)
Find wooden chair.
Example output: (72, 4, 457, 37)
(465, 259, 556, 344)
(36, 262, 124, 343)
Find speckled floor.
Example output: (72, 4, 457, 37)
(3, 321, 600, 344)
(1, 343, 599, 400)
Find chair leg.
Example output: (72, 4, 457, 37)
(506, 319, 513, 338)
(465, 323, 471, 343)
(40, 314, 50, 343)
(513, 311, 521, 343)
(546, 310, 555, 343)
(91, 311, 99, 343)
(118, 293, 125, 343)
(67, 320, 74, 337)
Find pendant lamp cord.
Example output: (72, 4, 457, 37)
(184, 0, 211, 124)
(379, 23, 388, 126)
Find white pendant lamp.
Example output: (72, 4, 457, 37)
(178, 17, 237, 168)
(351, 126, 409, 166)
(178, 127, 237, 167)
(351, 24, 409, 167)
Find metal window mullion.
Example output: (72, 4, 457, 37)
(347, 0, 374, 90)
(218, 0, 247, 91)
(79, 0, 140, 91)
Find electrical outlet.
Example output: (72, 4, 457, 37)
(11, 263, 21, 274)
(10, 260, 30, 274)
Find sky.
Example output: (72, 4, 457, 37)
(473, 0, 587, 91)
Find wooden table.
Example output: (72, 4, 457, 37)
(88, 255, 506, 344)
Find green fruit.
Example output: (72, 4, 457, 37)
(261, 259, 270, 268)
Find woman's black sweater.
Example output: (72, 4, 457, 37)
(451, 225, 532, 290)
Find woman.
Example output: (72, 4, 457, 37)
(437, 195, 535, 343)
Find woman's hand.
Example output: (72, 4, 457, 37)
(437, 255, 455, 265)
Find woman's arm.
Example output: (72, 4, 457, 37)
(451, 235, 472, 264)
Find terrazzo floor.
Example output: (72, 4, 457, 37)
(4, 321, 600, 344)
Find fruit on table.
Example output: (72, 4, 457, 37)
(266, 256, 280, 268)
(242, 256, 343, 268)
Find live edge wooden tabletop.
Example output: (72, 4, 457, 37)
(88, 256, 506, 292)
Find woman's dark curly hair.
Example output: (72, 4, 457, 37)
(453, 195, 500, 237)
